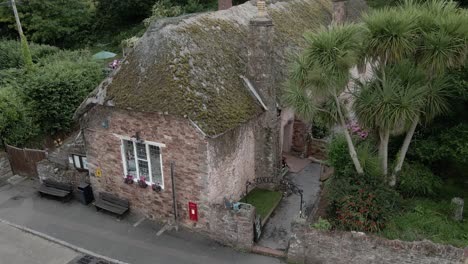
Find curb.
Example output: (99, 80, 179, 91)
(0, 218, 130, 264)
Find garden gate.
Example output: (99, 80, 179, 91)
(5, 144, 46, 177)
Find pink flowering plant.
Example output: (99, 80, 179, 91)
(347, 122, 369, 139)
(138, 176, 148, 188)
(124, 175, 134, 184)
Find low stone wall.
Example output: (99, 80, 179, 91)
(0, 154, 13, 179)
(37, 159, 89, 189)
(288, 220, 467, 264)
(206, 204, 255, 250)
(307, 138, 327, 161)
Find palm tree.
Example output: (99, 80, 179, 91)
(356, 0, 467, 186)
(357, 4, 419, 179)
(353, 64, 426, 178)
(283, 23, 366, 174)
(390, 0, 468, 184)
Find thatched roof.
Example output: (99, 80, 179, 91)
(76, 0, 367, 136)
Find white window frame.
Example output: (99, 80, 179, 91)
(69, 154, 88, 171)
(119, 137, 165, 189)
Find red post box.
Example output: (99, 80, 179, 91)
(188, 202, 198, 222)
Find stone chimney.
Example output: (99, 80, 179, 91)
(218, 0, 232, 10)
(332, 0, 347, 24)
(247, 0, 279, 178)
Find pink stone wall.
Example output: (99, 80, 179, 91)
(82, 106, 210, 228)
(206, 119, 256, 203)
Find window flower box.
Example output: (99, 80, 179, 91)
(138, 177, 148, 188)
(124, 175, 134, 184)
(152, 183, 162, 192)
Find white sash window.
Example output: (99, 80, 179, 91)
(121, 139, 164, 189)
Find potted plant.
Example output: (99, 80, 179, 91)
(124, 175, 134, 184)
(138, 176, 148, 188)
(152, 183, 162, 192)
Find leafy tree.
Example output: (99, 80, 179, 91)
(94, 0, 156, 29)
(0, 0, 93, 47)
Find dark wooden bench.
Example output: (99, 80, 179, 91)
(94, 192, 129, 217)
(38, 179, 73, 202)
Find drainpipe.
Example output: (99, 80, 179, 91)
(170, 161, 178, 228)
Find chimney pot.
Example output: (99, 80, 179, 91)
(218, 0, 232, 10)
(332, 0, 347, 24)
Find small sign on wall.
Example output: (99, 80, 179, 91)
(95, 168, 102, 177)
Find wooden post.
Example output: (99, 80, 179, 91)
(10, 0, 24, 36)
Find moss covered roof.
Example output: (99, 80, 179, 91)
(79, 0, 366, 136)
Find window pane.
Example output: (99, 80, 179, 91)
(136, 142, 147, 160)
(149, 145, 163, 185)
(138, 160, 149, 182)
(82, 157, 88, 170)
(73, 155, 81, 169)
(123, 140, 137, 177)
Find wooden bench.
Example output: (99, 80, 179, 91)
(38, 179, 73, 202)
(94, 192, 129, 217)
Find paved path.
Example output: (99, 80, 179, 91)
(257, 163, 321, 250)
(0, 178, 283, 264)
(0, 221, 79, 264)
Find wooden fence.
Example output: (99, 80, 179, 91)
(5, 144, 47, 177)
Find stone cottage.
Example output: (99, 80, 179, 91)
(74, 0, 365, 236)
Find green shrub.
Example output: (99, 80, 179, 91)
(410, 124, 468, 165)
(0, 40, 59, 69)
(311, 217, 332, 231)
(327, 133, 355, 177)
(327, 133, 380, 177)
(0, 86, 38, 147)
(398, 163, 442, 198)
(23, 50, 103, 135)
(143, 0, 184, 27)
(311, 122, 329, 139)
(327, 173, 400, 232)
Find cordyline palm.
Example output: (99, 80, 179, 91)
(391, 0, 467, 185)
(283, 23, 366, 174)
(359, 0, 467, 185)
(354, 63, 426, 178)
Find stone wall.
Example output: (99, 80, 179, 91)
(292, 119, 307, 153)
(307, 138, 327, 161)
(206, 204, 256, 250)
(47, 131, 86, 167)
(0, 153, 13, 179)
(82, 106, 210, 229)
(288, 221, 468, 264)
(37, 159, 89, 192)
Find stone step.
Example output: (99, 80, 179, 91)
(252, 245, 286, 258)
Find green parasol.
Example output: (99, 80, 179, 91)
(92, 51, 117, 60)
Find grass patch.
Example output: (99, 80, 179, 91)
(240, 188, 282, 220)
(380, 198, 468, 248)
